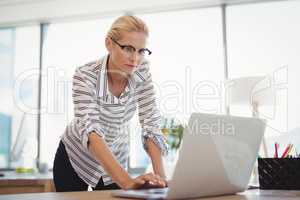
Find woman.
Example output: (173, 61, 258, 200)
(53, 15, 169, 192)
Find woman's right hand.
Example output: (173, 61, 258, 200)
(124, 172, 167, 190)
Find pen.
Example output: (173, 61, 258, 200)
(281, 144, 292, 158)
(274, 142, 279, 158)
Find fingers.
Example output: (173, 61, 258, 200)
(139, 173, 157, 183)
(138, 173, 167, 187)
(135, 178, 146, 185)
(129, 173, 168, 190)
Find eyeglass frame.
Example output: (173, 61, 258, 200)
(110, 37, 152, 57)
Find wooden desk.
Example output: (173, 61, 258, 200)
(0, 171, 55, 194)
(0, 189, 299, 200)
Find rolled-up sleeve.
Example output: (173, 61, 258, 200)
(73, 68, 105, 150)
(137, 67, 169, 156)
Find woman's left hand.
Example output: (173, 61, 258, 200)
(154, 174, 168, 187)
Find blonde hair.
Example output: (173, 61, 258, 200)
(107, 15, 149, 41)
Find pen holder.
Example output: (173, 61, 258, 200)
(258, 158, 300, 190)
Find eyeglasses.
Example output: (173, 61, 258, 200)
(110, 37, 152, 57)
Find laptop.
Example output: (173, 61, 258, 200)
(112, 113, 265, 199)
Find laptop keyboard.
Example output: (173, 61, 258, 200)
(142, 188, 168, 194)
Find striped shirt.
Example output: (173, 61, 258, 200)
(61, 55, 168, 187)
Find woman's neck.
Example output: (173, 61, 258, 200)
(107, 56, 128, 86)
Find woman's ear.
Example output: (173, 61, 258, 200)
(105, 37, 112, 52)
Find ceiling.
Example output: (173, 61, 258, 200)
(0, 0, 286, 27)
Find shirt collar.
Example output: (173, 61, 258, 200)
(132, 60, 148, 83)
(132, 70, 146, 83)
(97, 55, 109, 98)
(97, 54, 148, 98)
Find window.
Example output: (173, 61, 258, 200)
(227, 1, 300, 155)
(0, 26, 40, 169)
(0, 28, 14, 168)
(131, 7, 225, 169)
